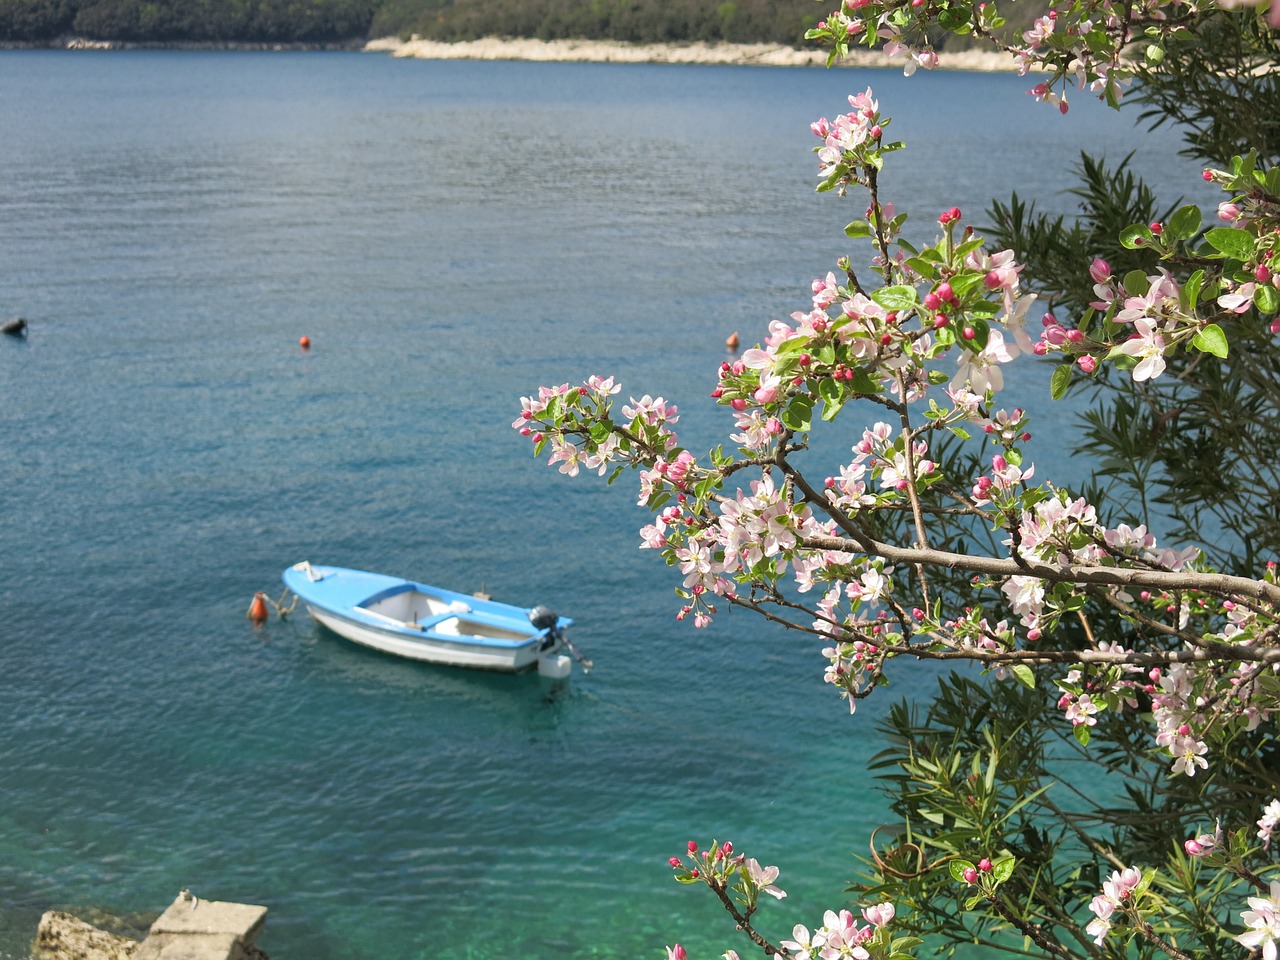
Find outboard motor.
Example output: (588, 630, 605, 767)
(529, 605, 562, 649)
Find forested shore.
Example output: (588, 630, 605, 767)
(1, 0, 1027, 47)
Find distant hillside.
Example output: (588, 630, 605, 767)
(0, 0, 378, 43)
(1, 0, 1039, 50)
(370, 0, 821, 46)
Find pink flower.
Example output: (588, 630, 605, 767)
(862, 902, 895, 927)
(1258, 799, 1280, 848)
(665, 945, 687, 960)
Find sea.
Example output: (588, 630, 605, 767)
(0, 50, 1210, 959)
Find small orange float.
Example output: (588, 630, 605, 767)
(247, 592, 269, 623)
(299, 336, 311, 350)
(725, 331, 740, 351)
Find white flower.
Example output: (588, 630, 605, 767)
(1237, 881, 1280, 960)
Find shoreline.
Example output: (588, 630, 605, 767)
(1, 34, 1021, 72)
(364, 36, 1021, 72)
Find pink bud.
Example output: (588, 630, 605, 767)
(1066, 328, 1084, 343)
(1089, 258, 1111, 283)
(721, 841, 732, 855)
(912, 607, 925, 620)
(1202, 169, 1213, 181)
(824, 477, 836, 488)
(668, 857, 682, 867)
(1076, 355, 1097, 374)
(978, 858, 993, 872)
(963, 867, 979, 884)
(1257, 264, 1272, 283)
(923, 292, 942, 310)
(937, 281, 955, 303)
(730, 398, 747, 411)
(687, 840, 698, 854)
(1149, 222, 1163, 234)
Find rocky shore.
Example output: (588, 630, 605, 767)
(363, 35, 1022, 72)
(2, 34, 1020, 72)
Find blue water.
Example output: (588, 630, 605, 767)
(0, 51, 1206, 959)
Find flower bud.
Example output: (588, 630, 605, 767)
(978, 858, 993, 872)
(963, 867, 978, 884)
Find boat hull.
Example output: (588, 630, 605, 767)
(282, 563, 571, 673)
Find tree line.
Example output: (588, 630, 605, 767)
(0, 0, 378, 42)
(368, 0, 823, 46)
(0, 0, 831, 45)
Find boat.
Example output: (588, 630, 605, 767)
(281, 562, 574, 673)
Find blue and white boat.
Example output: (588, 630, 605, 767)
(282, 562, 574, 673)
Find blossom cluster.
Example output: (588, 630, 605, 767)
(513, 78, 1280, 960)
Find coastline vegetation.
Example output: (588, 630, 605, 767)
(0, 0, 1032, 47)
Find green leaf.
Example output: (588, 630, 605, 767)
(1256, 283, 1279, 314)
(1204, 227, 1255, 261)
(781, 395, 813, 432)
(1123, 269, 1150, 296)
(1134, 867, 1158, 898)
(1073, 724, 1091, 747)
(949, 859, 976, 883)
(949, 426, 972, 440)
(1167, 204, 1202, 241)
(1182, 269, 1204, 309)
(1050, 363, 1073, 399)
(1191, 323, 1229, 358)
(845, 220, 872, 239)
(1011, 664, 1036, 689)
(872, 284, 920, 311)
(993, 856, 1016, 882)
(1119, 223, 1155, 249)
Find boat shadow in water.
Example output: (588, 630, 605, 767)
(302, 618, 577, 711)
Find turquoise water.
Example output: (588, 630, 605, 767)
(0, 51, 1205, 959)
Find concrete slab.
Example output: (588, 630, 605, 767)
(133, 932, 242, 960)
(149, 895, 266, 943)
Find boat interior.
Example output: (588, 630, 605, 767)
(358, 588, 531, 641)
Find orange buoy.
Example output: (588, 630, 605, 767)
(299, 336, 311, 350)
(247, 592, 269, 623)
(725, 331, 740, 351)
